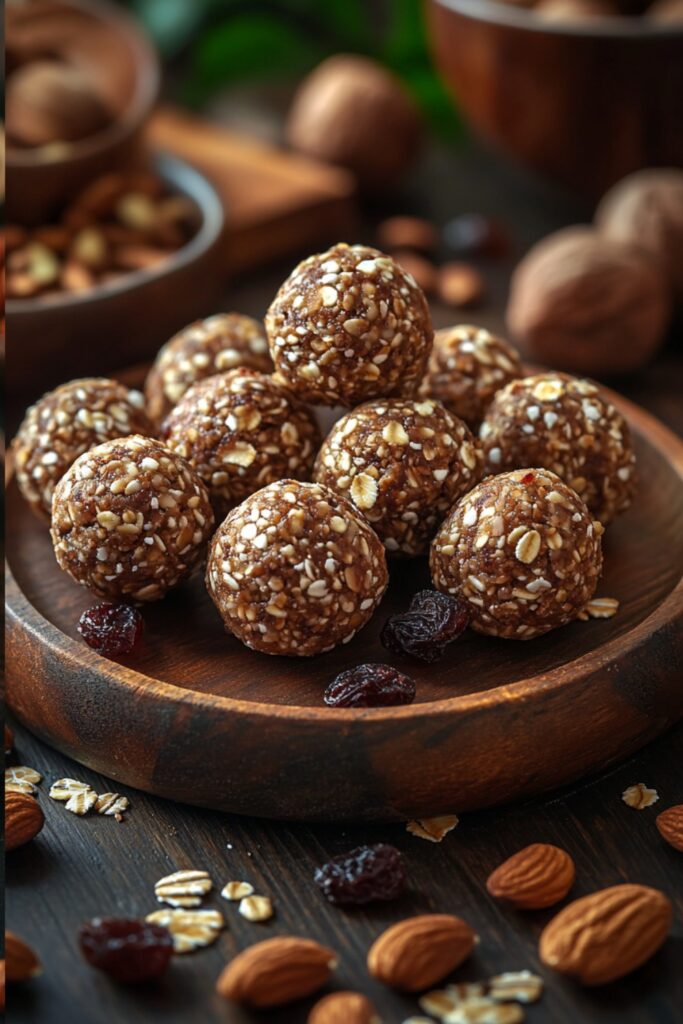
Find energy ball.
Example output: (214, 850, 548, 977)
(430, 468, 604, 639)
(206, 480, 388, 656)
(144, 313, 272, 423)
(12, 378, 152, 519)
(265, 243, 433, 407)
(479, 373, 636, 524)
(419, 324, 523, 428)
(51, 435, 214, 602)
(162, 369, 321, 518)
(313, 398, 483, 556)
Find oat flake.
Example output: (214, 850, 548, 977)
(49, 778, 91, 801)
(622, 783, 659, 810)
(221, 881, 254, 901)
(145, 908, 224, 953)
(65, 789, 98, 815)
(96, 793, 129, 819)
(155, 869, 213, 908)
(445, 998, 524, 1023)
(5, 766, 42, 796)
(238, 895, 273, 922)
(489, 971, 543, 1004)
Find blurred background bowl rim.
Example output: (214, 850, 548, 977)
(6, 0, 161, 168)
(433, 0, 683, 37)
(5, 153, 225, 314)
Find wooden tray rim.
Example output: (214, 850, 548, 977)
(6, 383, 683, 723)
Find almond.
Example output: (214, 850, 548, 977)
(656, 805, 683, 852)
(215, 936, 337, 1008)
(308, 990, 381, 1023)
(539, 883, 672, 985)
(5, 933, 42, 982)
(486, 843, 575, 909)
(5, 792, 45, 851)
(367, 914, 476, 992)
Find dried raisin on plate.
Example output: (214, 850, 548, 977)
(79, 918, 173, 983)
(314, 844, 407, 905)
(324, 664, 416, 708)
(381, 589, 469, 663)
(78, 603, 143, 656)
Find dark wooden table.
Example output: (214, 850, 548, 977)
(6, 131, 683, 1024)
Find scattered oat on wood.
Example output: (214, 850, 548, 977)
(154, 869, 213, 908)
(622, 783, 659, 810)
(238, 895, 273, 922)
(49, 778, 92, 801)
(406, 815, 460, 842)
(221, 881, 254, 901)
(65, 789, 98, 815)
(96, 793, 129, 821)
(5, 766, 42, 795)
(578, 596, 619, 620)
(145, 908, 224, 953)
(489, 971, 543, 1004)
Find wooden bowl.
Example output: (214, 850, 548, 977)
(7, 154, 226, 407)
(6, 0, 160, 224)
(5, 374, 682, 822)
(426, 0, 683, 198)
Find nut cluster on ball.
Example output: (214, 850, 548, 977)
(51, 435, 214, 602)
(419, 324, 523, 428)
(13, 378, 152, 518)
(206, 480, 388, 656)
(162, 369, 321, 517)
(265, 243, 433, 407)
(145, 313, 272, 424)
(314, 398, 483, 556)
(479, 373, 636, 524)
(430, 468, 604, 639)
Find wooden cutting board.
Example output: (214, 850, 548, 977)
(5, 369, 683, 821)
(147, 106, 358, 275)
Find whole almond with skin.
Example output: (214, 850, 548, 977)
(215, 936, 337, 1008)
(367, 914, 476, 992)
(308, 990, 381, 1023)
(656, 805, 683, 852)
(5, 792, 44, 851)
(486, 843, 575, 909)
(5, 933, 42, 982)
(540, 884, 672, 985)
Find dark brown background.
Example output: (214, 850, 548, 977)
(6, 130, 683, 1023)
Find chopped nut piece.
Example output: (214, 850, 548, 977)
(489, 971, 543, 1004)
(581, 596, 619, 620)
(145, 908, 224, 953)
(221, 881, 255, 901)
(622, 784, 659, 810)
(238, 895, 274, 922)
(154, 869, 213, 908)
(407, 815, 459, 842)
(6, 766, 42, 795)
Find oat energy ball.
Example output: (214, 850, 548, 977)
(479, 373, 636, 524)
(314, 398, 483, 556)
(430, 469, 603, 639)
(13, 378, 152, 519)
(51, 435, 214, 602)
(162, 370, 321, 517)
(206, 480, 389, 656)
(265, 243, 433, 406)
(419, 324, 523, 428)
(144, 313, 272, 423)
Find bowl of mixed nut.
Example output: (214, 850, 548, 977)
(6, 155, 226, 403)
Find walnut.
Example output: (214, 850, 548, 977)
(285, 55, 422, 191)
(506, 227, 670, 375)
(595, 168, 683, 300)
(6, 60, 112, 148)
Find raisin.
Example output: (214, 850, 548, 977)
(78, 603, 143, 656)
(381, 589, 469, 663)
(324, 664, 415, 708)
(314, 844, 407, 905)
(79, 918, 173, 983)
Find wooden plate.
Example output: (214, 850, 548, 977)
(5, 383, 683, 822)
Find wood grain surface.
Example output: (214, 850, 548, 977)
(6, 113, 683, 1023)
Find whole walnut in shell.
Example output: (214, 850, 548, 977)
(596, 168, 683, 300)
(507, 227, 670, 375)
(286, 55, 422, 191)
